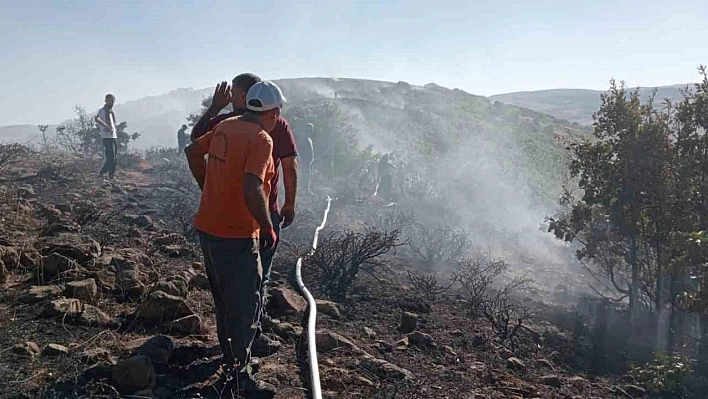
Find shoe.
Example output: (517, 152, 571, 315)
(251, 334, 281, 358)
(242, 374, 277, 396)
(226, 372, 277, 397)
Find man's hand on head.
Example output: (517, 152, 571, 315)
(210, 81, 232, 113)
(280, 203, 295, 228)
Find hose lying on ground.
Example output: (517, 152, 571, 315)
(292, 196, 332, 399)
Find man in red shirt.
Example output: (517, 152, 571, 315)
(186, 80, 286, 396)
(191, 73, 298, 356)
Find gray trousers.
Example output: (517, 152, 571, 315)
(199, 232, 263, 369)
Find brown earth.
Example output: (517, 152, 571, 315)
(0, 151, 643, 399)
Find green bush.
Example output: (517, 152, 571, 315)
(630, 353, 691, 398)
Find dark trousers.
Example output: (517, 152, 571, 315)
(99, 138, 117, 178)
(256, 210, 281, 334)
(199, 232, 263, 369)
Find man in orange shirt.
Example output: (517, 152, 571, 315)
(185, 81, 285, 396)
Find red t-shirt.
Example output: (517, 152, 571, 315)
(193, 110, 297, 212)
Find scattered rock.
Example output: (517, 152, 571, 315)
(407, 331, 434, 347)
(569, 376, 585, 383)
(42, 343, 69, 357)
(191, 262, 203, 270)
(37, 204, 63, 224)
(153, 233, 187, 247)
(154, 279, 187, 298)
(40, 222, 80, 237)
(42, 298, 82, 318)
(17, 185, 35, 198)
(79, 305, 119, 328)
(12, 341, 41, 358)
(359, 356, 413, 380)
(399, 311, 418, 333)
(0, 260, 6, 283)
(442, 345, 458, 357)
(395, 337, 409, 349)
(21, 285, 63, 304)
(373, 340, 394, 352)
(133, 335, 174, 364)
(267, 319, 303, 339)
(316, 299, 342, 318)
(112, 355, 156, 393)
(94, 270, 116, 291)
(136, 291, 195, 322)
(168, 314, 201, 335)
(65, 278, 98, 302)
(316, 331, 363, 353)
(267, 287, 307, 316)
(35, 233, 100, 263)
(124, 214, 153, 228)
(55, 202, 72, 213)
(499, 347, 514, 360)
(539, 375, 562, 388)
(161, 244, 192, 257)
(19, 248, 41, 269)
(40, 253, 78, 279)
(472, 334, 487, 347)
(507, 357, 526, 371)
(624, 385, 646, 397)
(80, 348, 115, 364)
(111, 256, 144, 299)
(363, 326, 377, 339)
(188, 273, 210, 290)
(537, 358, 555, 370)
(0, 246, 20, 268)
(550, 350, 563, 362)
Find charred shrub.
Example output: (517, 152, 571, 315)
(480, 277, 533, 348)
(374, 210, 416, 235)
(0, 143, 29, 174)
(454, 256, 506, 315)
(157, 189, 199, 239)
(409, 223, 470, 268)
(407, 270, 456, 302)
(306, 227, 402, 299)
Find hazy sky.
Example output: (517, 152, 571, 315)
(1, 0, 706, 125)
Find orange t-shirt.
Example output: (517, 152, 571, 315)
(192, 117, 275, 238)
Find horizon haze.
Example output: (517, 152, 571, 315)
(1, 0, 707, 125)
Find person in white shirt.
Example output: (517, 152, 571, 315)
(95, 94, 118, 179)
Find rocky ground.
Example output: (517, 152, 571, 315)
(0, 150, 649, 399)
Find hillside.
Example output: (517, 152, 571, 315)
(0, 150, 643, 399)
(490, 84, 690, 125)
(0, 79, 586, 226)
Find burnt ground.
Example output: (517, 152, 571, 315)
(0, 151, 645, 399)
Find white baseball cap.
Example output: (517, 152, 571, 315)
(246, 80, 286, 112)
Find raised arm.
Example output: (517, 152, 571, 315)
(191, 82, 231, 141)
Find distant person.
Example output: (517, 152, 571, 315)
(377, 153, 396, 201)
(95, 94, 117, 179)
(191, 73, 298, 358)
(185, 81, 285, 396)
(177, 124, 189, 152)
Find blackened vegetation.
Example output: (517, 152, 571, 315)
(406, 270, 457, 302)
(306, 227, 403, 299)
(0, 143, 28, 174)
(408, 224, 470, 268)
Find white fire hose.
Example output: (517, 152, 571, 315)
(293, 196, 333, 399)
